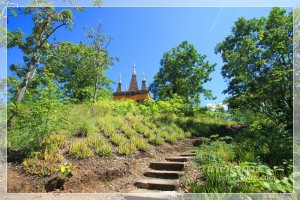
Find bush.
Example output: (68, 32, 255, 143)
(68, 140, 93, 159)
(233, 121, 292, 167)
(130, 136, 149, 152)
(95, 143, 112, 156)
(117, 142, 137, 155)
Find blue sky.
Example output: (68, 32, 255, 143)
(7, 7, 292, 105)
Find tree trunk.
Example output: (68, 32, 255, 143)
(15, 63, 36, 103)
(93, 72, 99, 103)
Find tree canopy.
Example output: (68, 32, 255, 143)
(149, 40, 216, 105)
(215, 7, 292, 127)
(8, 7, 74, 103)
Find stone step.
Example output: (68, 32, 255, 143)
(149, 162, 185, 171)
(165, 157, 192, 162)
(134, 178, 179, 191)
(144, 170, 182, 179)
(180, 153, 196, 157)
(125, 190, 176, 200)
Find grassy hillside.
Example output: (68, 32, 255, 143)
(8, 98, 236, 177)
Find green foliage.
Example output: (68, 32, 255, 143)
(149, 40, 216, 105)
(149, 134, 164, 145)
(23, 156, 58, 176)
(233, 120, 292, 168)
(219, 136, 233, 143)
(130, 136, 149, 152)
(22, 146, 63, 177)
(95, 143, 112, 156)
(87, 135, 105, 148)
(215, 7, 293, 127)
(57, 163, 76, 179)
(41, 133, 66, 151)
(87, 134, 112, 156)
(84, 21, 117, 103)
(113, 100, 138, 115)
(110, 133, 127, 146)
(117, 142, 137, 155)
(77, 122, 98, 137)
(209, 134, 219, 141)
(198, 137, 211, 145)
(192, 138, 293, 193)
(8, 81, 64, 150)
(44, 42, 113, 102)
(8, 7, 74, 103)
(68, 139, 93, 159)
(121, 123, 138, 138)
(159, 114, 236, 137)
(9, 95, 235, 178)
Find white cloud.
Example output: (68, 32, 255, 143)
(206, 101, 228, 111)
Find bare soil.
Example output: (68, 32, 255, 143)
(7, 138, 201, 193)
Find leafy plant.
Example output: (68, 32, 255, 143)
(117, 142, 137, 155)
(57, 163, 76, 179)
(130, 136, 149, 152)
(95, 143, 112, 156)
(68, 140, 93, 159)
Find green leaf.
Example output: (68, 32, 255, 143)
(263, 182, 271, 190)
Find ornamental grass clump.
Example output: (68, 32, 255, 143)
(69, 140, 93, 159)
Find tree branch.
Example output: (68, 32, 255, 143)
(37, 23, 66, 49)
(68, 0, 82, 12)
(104, 35, 113, 49)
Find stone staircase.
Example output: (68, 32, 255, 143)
(124, 151, 196, 199)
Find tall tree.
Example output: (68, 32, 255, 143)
(85, 21, 116, 103)
(149, 40, 216, 105)
(43, 41, 112, 102)
(215, 7, 292, 127)
(7, 7, 74, 102)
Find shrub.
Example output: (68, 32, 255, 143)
(110, 133, 127, 145)
(68, 140, 93, 159)
(117, 142, 137, 155)
(23, 156, 58, 177)
(209, 134, 219, 140)
(149, 134, 164, 145)
(130, 136, 149, 152)
(95, 143, 112, 156)
(77, 122, 98, 137)
(233, 121, 292, 167)
(121, 123, 138, 138)
(165, 133, 178, 143)
(87, 135, 105, 149)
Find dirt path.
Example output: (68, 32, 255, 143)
(7, 138, 198, 193)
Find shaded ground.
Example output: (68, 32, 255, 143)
(7, 138, 200, 193)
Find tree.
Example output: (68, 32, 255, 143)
(43, 41, 113, 102)
(85, 21, 116, 103)
(215, 7, 292, 127)
(149, 40, 216, 105)
(7, 7, 74, 103)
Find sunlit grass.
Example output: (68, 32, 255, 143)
(69, 139, 93, 159)
(95, 143, 112, 156)
(12, 98, 239, 177)
(117, 141, 137, 155)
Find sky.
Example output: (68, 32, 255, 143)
(7, 7, 292, 105)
